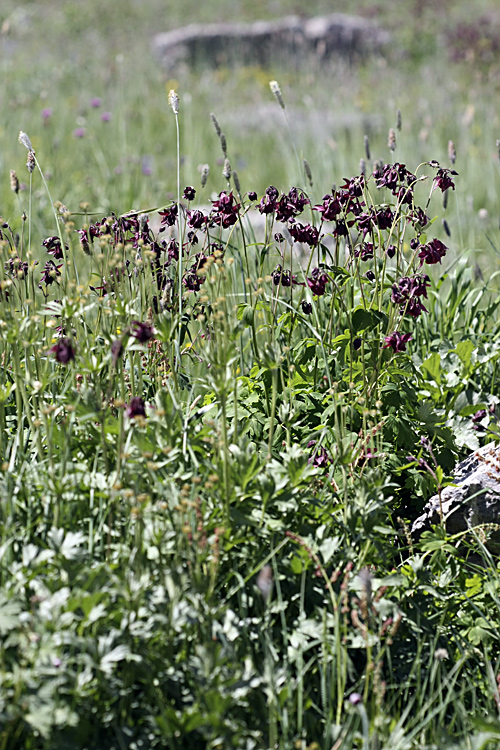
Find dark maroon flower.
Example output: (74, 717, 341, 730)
(418, 238, 448, 265)
(40, 260, 62, 287)
(248, 191, 257, 201)
(374, 206, 394, 230)
(301, 300, 313, 315)
(355, 242, 374, 261)
(126, 397, 146, 419)
(130, 321, 154, 343)
(432, 167, 458, 193)
(78, 229, 91, 255)
(307, 440, 331, 468)
(183, 186, 196, 201)
(386, 244, 396, 258)
(158, 204, 178, 227)
(276, 187, 309, 222)
(42, 236, 67, 260)
(365, 270, 375, 281)
(187, 210, 207, 230)
(166, 239, 179, 263)
(258, 186, 279, 214)
(4, 256, 28, 279)
(50, 337, 75, 364)
(313, 193, 342, 221)
(288, 222, 319, 247)
(383, 331, 412, 352)
(472, 409, 487, 422)
(306, 268, 329, 296)
(211, 190, 240, 227)
(272, 265, 291, 287)
(274, 232, 285, 243)
(184, 273, 203, 291)
(353, 337, 362, 350)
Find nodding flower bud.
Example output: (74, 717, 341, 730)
(269, 80, 285, 110)
(168, 90, 179, 115)
(18, 131, 33, 151)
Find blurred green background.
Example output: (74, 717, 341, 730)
(1, 0, 500, 269)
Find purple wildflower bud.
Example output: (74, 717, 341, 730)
(472, 409, 487, 423)
(349, 692, 363, 706)
(125, 397, 146, 419)
(101, 112, 111, 122)
(130, 321, 154, 344)
(91, 97, 102, 107)
(365, 270, 375, 281)
(50, 337, 75, 364)
(383, 331, 412, 352)
(42, 108, 53, 121)
(183, 186, 196, 201)
(274, 232, 285, 243)
(73, 128, 86, 138)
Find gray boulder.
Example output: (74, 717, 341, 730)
(152, 14, 391, 71)
(411, 441, 500, 554)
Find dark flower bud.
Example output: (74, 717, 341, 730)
(301, 300, 313, 315)
(183, 186, 196, 201)
(353, 337, 362, 350)
(125, 397, 146, 419)
(248, 191, 257, 201)
(387, 244, 396, 258)
(50, 337, 75, 364)
(130, 321, 154, 343)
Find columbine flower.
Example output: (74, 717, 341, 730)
(307, 440, 331, 468)
(183, 186, 196, 201)
(301, 300, 313, 315)
(51, 338, 75, 364)
(40, 260, 62, 287)
(418, 238, 448, 265)
(306, 268, 329, 296)
(130, 321, 154, 343)
(42, 236, 66, 260)
(432, 167, 458, 193)
(383, 331, 412, 352)
(125, 397, 146, 419)
(248, 191, 257, 201)
(258, 185, 279, 215)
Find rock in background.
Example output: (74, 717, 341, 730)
(152, 14, 391, 71)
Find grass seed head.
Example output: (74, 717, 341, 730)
(388, 128, 396, 152)
(269, 80, 285, 109)
(168, 89, 179, 115)
(9, 170, 19, 194)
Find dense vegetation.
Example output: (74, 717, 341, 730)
(2, 2, 500, 748)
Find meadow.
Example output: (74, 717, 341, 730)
(2, 1, 500, 748)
